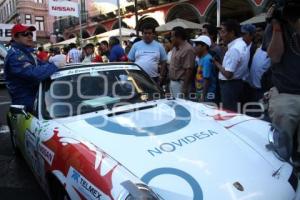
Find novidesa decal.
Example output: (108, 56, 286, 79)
(85, 102, 191, 137)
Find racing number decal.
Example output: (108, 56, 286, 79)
(141, 168, 203, 200)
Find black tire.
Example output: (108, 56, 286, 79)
(49, 175, 70, 200)
(6, 114, 20, 155)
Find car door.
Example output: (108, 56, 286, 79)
(9, 83, 47, 183)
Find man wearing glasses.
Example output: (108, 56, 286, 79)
(4, 24, 63, 112)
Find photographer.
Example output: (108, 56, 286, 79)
(265, 1, 300, 167)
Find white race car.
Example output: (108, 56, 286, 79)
(7, 63, 298, 200)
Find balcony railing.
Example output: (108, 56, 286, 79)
(17, 1, 48, 10)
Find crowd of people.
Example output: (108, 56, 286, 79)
(33, 21, 270, 113)
(3, 3, 300, 170)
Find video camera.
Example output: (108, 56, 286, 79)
(269, 0, 300, 22)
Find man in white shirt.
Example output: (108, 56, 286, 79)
(213, 20, 249, 112)
(128, 23, 167, 84)
(249, 47, 271, 100)
(49, 47, 66, 67)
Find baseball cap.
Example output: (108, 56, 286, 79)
(241, 24, 256, 35)
(191, 35, 212, 47)
(12, 24, 36, 36)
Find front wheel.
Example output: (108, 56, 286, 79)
(49, 175, 70, 200)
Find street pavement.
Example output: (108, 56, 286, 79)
(0, 85, 47, 200)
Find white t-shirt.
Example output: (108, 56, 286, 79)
(219, 37, 249, 80)
(82, 55, 92, 63)
(249, 47, 271, 88)
(167, 50, 172, 65)
(128, 40, 167, 77)
(49, 54, 66, 67)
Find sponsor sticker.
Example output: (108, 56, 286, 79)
(147, 130, 220, 157)
(39, 143, 54, 165)
(66, 167, 109, 200)
(25, 130, 37, 160)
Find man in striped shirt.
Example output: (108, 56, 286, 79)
(67, 43, 81, 63)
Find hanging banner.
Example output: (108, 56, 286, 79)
(49, 0, 79, 17)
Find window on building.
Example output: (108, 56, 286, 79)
(4, 6, 7, 20)
(0, 30, 3, 37)
(25, 14, 31, 24)
(35, 16, 44, 31)
(34, 0, 43, 3)
(9, 1, 12, 14)
(6, 4, 9, 16)
(12, 0, 16, 11)
(81, 0, 86, 12)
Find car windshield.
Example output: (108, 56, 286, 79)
(42, 64, 164, 119)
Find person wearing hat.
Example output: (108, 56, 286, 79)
(4, 24, 62, 112)
(192, 35, 217, 102)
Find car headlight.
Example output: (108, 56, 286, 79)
(118, 181, 160, 200)
(267, 125, 290, 161)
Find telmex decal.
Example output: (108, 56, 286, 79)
(39, 143, 54, 165)
(51, 65, 140, 79)
(66, 167, 108, 200)
(148, 130, 219, 157)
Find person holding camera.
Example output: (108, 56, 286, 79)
(265, 1, 300, 167)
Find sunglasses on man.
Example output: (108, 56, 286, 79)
(19, 31, 33, 37)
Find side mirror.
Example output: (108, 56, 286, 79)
(10, 105, 30, 119)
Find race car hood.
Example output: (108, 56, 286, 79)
(58, 99, 295, 200)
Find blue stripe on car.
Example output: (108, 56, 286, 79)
(85, 102, 191, 136)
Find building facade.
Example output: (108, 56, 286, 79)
(0, 0, 273, 44)
(56, 0, 272, 41)
(0, 0, 54, 44)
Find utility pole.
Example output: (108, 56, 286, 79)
(117, 0, 122, 43)
(216, 0, 221, 44)
(134, 0, 139, 37)
(78, 0, 83, 47)
(217, 0, 221, 28)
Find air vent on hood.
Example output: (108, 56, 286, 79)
(107, 104, 157, 117)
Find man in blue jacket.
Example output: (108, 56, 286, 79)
(4, 24, 62, 112)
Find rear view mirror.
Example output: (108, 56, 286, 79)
(10, 105, 30, 119)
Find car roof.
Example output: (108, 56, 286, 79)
(58, 62, 136, 72)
